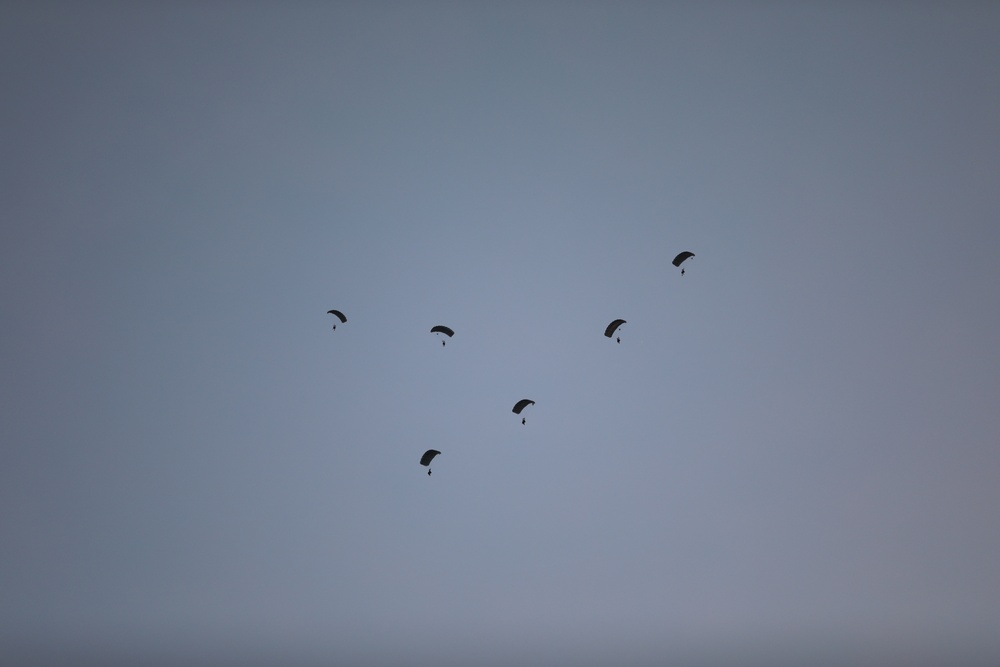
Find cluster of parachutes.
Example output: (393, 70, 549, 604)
(419, 398, 536, 475)
(329, 251, 695, 476)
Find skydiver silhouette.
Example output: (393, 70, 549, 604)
(442, 339, 445, 347)
(681, 268, 685, 276)
(616, 336, 620, 344)
(427, 469, 432, 476)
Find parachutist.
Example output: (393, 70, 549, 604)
(680, 268, 685, 276)
(616, 337, 620, 344)
(442, 340, 445, 347)
(522, 417, 526, 425)
(332, 325, 336, 330)
(428, 469, 432, 476)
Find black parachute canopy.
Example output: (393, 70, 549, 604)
(420, 449, 441, 467)
(512, 399, 535, 414)
(327, 309, 347, 323)
(672, 251, 695, 267)
(604, 319, 626, 337)
(430, 325, 455, 337)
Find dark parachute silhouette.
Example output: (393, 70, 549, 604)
(672, 251, 694, 267)
(327, 309, 347, 331)
(604, 319, 626, 339)
(513, 399, 534, 424)
(672, 251, 694, 275)
(420, 449, 441, 475)
(431, 325, 454, 346)
(512, 399, 534, 414)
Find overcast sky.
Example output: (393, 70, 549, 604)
(2, 3, 999, 666)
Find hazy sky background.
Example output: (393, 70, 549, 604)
(2, 3, 999, 665)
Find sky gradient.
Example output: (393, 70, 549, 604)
(3, 3, 1000, 665)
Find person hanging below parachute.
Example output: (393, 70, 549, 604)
(420, 449, 441, 476)
(672, 251, 694, 276)
(605, 319, 626, 344)
(430, 325, 455, 347)
(512, 399, 535, 425)
(327, 309, 347, 331)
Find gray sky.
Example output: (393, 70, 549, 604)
(2, 3, 999, 666)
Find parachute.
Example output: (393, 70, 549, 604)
(672, 251, 695, 267)
(604, 319, 626, 338)
(430, 325, 455, 337)
(512, 399, 535, 415)
(420, 449, 441, 467)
